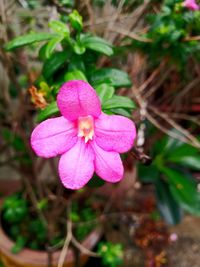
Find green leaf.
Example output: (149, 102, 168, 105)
(160, 167, 200, 215)
(11, 236, 27, 254)
(95, 83, 114, 103)
(73, 41, 86, 54)
(45, 35, 64, 58)
(168, 155, 200, 170)
(163, 137, 197, 157)
(110, 108, 132, 118)
(69, 10, 83, 31)
(3, 196, 28, 223)
(138, 164, 159, 183)
(155, 179, 183, 225)
(98, 242, 123, 267)
(87, 174, 105, 188)
(42, 51, 68, 79)
(64, 70, 87, 81)
(37, 198, 48, 210)
(90, 68, 132, 88)
(68, 56, 85, 72)
(49, 20, 70, 37)
(37, 102, 59, 122)
(103, 95, 136, 110)
(80, 34, 113, 56)
(5, 33, 57, 51)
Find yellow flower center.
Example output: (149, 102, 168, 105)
(78, 116, 94, 143)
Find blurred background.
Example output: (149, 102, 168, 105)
(0, 0, 200, 267)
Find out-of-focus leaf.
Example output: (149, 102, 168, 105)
(73, 41, 86, 54)
(95, 83, 114, 103)
(80, 34, 113, 56)
(138, 164, 159, 183)
(42, 51, 68, 79)
(45, 36, 64, 58)
(103, 95, 135, 110)
(168, 155, 200, 170)
(87, 174, 105, 188)
(155, 179, 183, 225)
(11, 236, 27, 254)
(69, 10, 83, 31)
(49, 20, 70, 37)
(90, 68, 132, 88)
(68, 56, 85, 72)
(37, 102, 59, 122)
(160, 167, 200, 215)
(64, 70, 87, 81)
(5, 33, 57, 51)
(163, 137, 198, 157)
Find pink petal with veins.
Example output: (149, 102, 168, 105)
(92, 141, 124, 183)
(31, 116, 77, 158)
(57, 80, 101, 121)
(58, 139, 94, 189)
(95, 113, 136, 153)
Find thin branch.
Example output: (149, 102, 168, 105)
(149, 106, 200, 148)
(58, 220, 73, 267)
(143, 67, 173, 99)
(137, 61, 166, 93)
(173, 77, 200, 102)
(109, 27, 152, 43)
(71, 236, 100, 258)
(170, 113, 200, 127)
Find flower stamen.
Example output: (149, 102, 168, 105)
(78, 116, 94, 143)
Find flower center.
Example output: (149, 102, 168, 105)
(78, 115, 94, 143)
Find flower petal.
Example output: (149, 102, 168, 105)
(95, 113, 136, 153)
(58, 139, 94, 189)
(92, 141, 124, 183)
(31, 116, 77, 158)
(57, 80, 101, 121)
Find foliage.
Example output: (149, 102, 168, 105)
(1, 193, 98, 253)
(1, 1, 200, 265)
(131, 0, 200, 66)
(97, 242, 123, 267)
(5, 10, 135, 125)
(138, 134, 200, 224)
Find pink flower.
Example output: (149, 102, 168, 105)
(183, 0, 199, 10)
(31, 80, 136, 190)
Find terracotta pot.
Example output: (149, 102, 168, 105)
(0, 221, 101, 267)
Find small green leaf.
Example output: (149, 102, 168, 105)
(11, 236, 27, 254)
(95, 83, 114, 103)
(103, 95, 136, 110)
(42, 51, 69, 79)
(64, 70, 87, 81)
(155, 179, 183, 225)
(80, 34, 113, 56)
(109, 108, 132, 118)
(69, 10, 83, 31)
(45, 35, 64, 58)
(49, 20, 70, 37)
(98, 242, 123, 267)
(37, 102, 59, 122)
(73, 41, 86, 54)
(5, 33, 57, 51)
(37, 198, 48, 210)
(90, 68, 132, 88)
